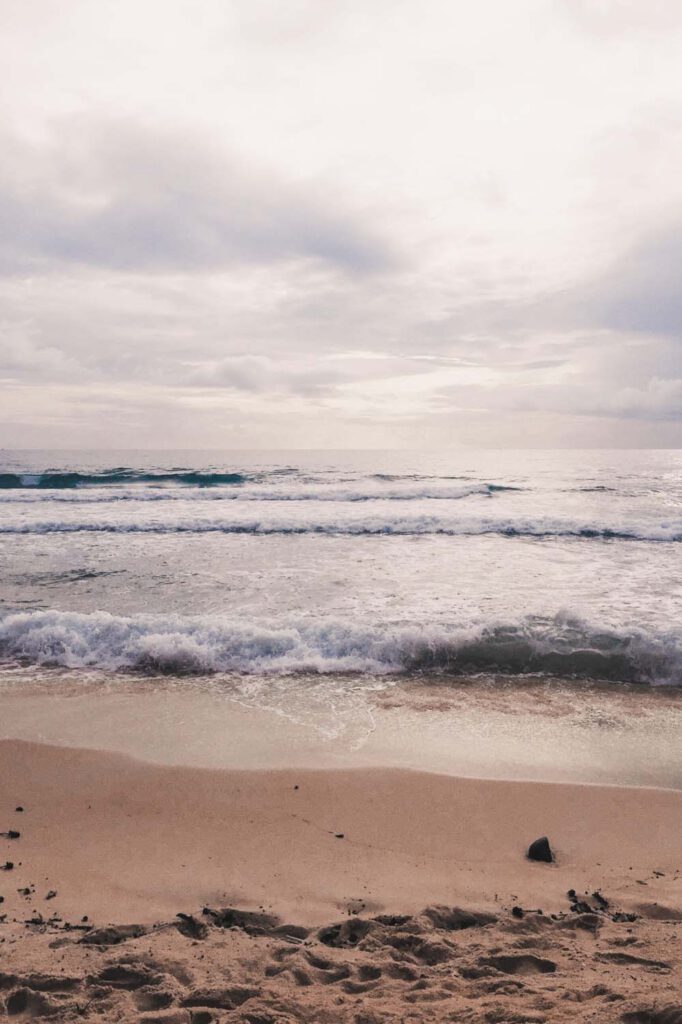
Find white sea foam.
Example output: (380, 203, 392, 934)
(0, 481, 514, 504)
(0, 609, 679, 684)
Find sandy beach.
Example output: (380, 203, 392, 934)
(1, 735, 681, 1022)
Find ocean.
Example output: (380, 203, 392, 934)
(0, 449, 680, 732)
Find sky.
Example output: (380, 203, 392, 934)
(1, 0, 681, 448)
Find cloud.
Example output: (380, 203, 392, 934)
(573, 222, 682, 336)
(429, 216, 682, 350)
(0, 119, 394, 276)
(0, 1, 681, 447)
(561, 0, 682, 38)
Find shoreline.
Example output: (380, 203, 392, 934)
(1, 675, 681, 789)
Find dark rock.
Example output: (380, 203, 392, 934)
(592, 890, 609, 909)
(512, 906, 524, 918)
(1, 863, 13, 871)
(1, 831, 20, 840)
(14, 808, 23, 813)
(567, 889, 594, 914)
(335, 833, 345, 839)
(527, 836, 553, 863)
(45, 890, 57, 900)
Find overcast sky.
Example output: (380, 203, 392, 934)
(1, 0, 681, 448)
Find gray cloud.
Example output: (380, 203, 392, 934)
(0, 120, 394, 276)
(1, 0, 681, 448)
(573, 223, 682, 337)
(421, 218, 682, 354)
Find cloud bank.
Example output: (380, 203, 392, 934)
(0, 0, 681, 448)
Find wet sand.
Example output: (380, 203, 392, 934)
(1, 675, 681, 786)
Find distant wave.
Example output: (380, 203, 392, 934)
(0, 470, 249, 489)
(0, 514, 679, 541)
(0, 609, 679, 684)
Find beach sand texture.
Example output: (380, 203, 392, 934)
(1, 739, 681, 1022)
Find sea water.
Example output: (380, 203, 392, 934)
(0, 450, 680, 725)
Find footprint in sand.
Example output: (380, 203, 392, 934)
(481, 954, 557, 976)
(622, 1010, 682, 1024)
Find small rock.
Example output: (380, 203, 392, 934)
(15, 807, 24, 813)
(511, 906, 524, 918)
(335, 833, 345, 839)
(527, 836, 553, 863)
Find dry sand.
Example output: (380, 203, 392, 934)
(1, 738, 681, 1022)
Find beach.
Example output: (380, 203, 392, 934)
(1, 696, 681, 1023)
(1, 450, 681, 1020)
(4, 0, 682, 1010)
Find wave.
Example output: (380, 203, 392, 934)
(0, 470, 250, 489)
(0, 515, 679, 541)
(0, 610, 678, 684)
(0, 482, 516, 504)
(576, 485, 619, 493)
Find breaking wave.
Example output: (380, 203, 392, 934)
(0, 609, 679, 684)
(0, 515, 679, 541)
